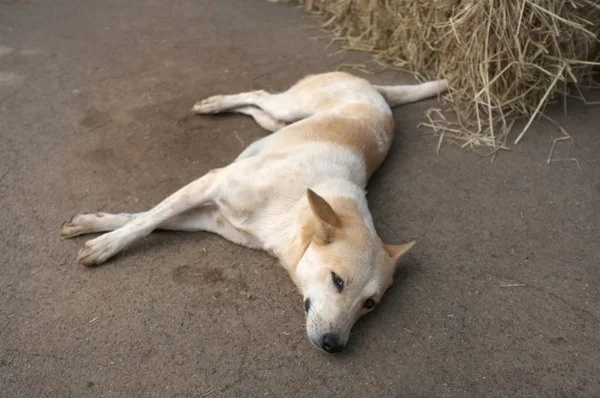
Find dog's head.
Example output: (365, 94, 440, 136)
(295, 189, 414, 353)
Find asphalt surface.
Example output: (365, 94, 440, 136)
(1, 0, 599, 397)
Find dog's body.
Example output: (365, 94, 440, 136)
(62, 72, 447, 352)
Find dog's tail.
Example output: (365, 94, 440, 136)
(373, 79, 448, 107)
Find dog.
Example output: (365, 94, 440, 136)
(61, 71, 447, 353)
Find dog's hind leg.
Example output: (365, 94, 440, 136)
(192, 90, 270, 115)
(74, 169, 225, 266)
(192, 89, 313, 124)
(232, 106, 287, 132)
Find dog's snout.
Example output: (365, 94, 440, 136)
(321, 333, 343, 353)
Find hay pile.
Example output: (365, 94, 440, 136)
(294, 0, 600, 150)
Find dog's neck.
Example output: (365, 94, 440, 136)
(273, 178, 376, 278)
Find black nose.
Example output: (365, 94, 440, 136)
(321, 333, 343, 353)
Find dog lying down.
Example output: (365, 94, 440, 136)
(61, 72, 447, 353)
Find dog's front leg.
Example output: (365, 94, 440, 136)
(76, 170, 222, 266)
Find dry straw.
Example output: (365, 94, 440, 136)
(292, 0, 600, 149)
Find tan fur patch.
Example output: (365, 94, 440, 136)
(289, 71, 358, 94)
(275, 108, 394, 177)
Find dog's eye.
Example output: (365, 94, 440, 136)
(363, 299, 376, 310)
(331, 272, 344, 293)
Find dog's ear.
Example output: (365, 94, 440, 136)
(384, 241, 416, 268)
(306, 189, 341, 245)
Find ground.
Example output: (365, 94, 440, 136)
(1, 0, 599, 397)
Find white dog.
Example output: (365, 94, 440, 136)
(62, 72, 447, 353)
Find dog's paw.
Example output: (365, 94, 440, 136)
(61, 213, 103, 238)
(77, 233, 119, 266)
(61, 214, 91, 238)
(192, 95, 226, 114)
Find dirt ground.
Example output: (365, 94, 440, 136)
(1, 0, 599, 397)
